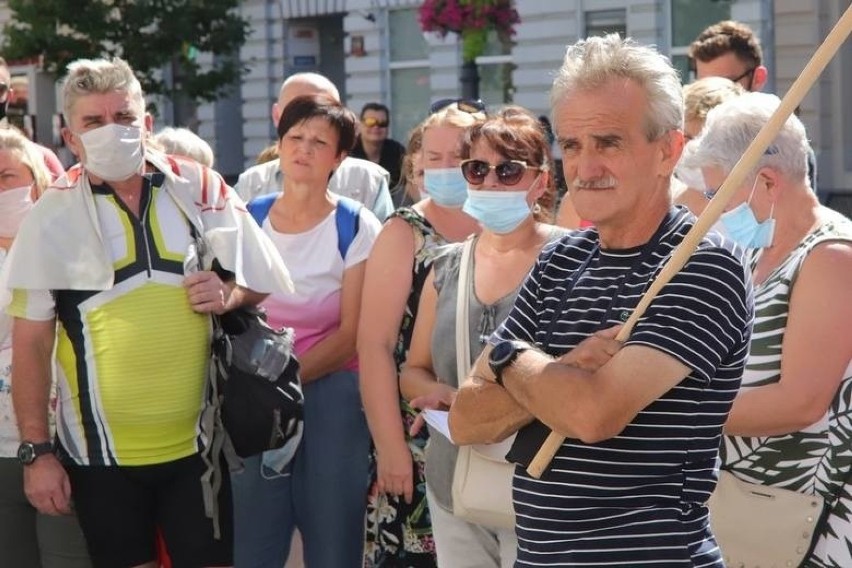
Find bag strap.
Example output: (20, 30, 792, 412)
(188, 225, 242, 540)
(455, 236, 476, 381)
(335, 196, 362, 259)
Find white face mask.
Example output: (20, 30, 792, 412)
(0, 184, 34, 238)
(78, 123, 145, 182)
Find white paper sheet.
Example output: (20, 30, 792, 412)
(422, 409, 455, 444)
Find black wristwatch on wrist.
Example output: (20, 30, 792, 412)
(17, 441, 54, 466)
(488, 340, 529, 387)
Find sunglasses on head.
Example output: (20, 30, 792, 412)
(361, 117, 389, 128)
(460, 159, 544, 186)
(429, 98, 486, 115)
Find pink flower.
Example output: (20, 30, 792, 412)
(418, 0, 519, 39)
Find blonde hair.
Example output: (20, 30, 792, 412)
(255, 143, 279, 165)
(420, 103, 485, 132)
(683, 77, 744, 123)
(0, 126, 51, 197)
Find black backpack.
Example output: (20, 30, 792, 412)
(211, 307, 303, 458)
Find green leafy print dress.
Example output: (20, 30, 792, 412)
(721, 211, 852, 567)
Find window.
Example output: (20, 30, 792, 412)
(585, 9, 627, 38)
(476, 31, 514, 108)
(669, 0, 732, 83)
(388, 9, 430, 142)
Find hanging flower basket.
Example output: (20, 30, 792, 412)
(418, 0, 520, 62)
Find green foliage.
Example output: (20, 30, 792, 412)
(2, 0, 250, 113)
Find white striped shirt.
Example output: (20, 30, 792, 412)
(495, 207, 753, 567)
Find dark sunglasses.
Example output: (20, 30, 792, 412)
(460, 159, 543, 186)
(0, 83, 9, 97)
(429, 98, 486, 115)
(361, 117, 389, 128)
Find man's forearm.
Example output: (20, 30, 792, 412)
(500, 349, 600, 442)
(449, 376, 534, 445)
(11, 320, 56, 442)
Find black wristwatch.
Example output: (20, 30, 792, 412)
(488, 340, 529, 387)
(17, 441, 53, 466)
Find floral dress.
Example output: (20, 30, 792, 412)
(721, 212, 852, 568)
(364, 207, 446, 567)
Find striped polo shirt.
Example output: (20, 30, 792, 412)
(494, 207, 753, 567)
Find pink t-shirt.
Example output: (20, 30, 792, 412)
(260, 204, 381, 372)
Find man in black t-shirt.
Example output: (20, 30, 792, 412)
(448, 34, 753, 567)
(349, 102, 406, 189)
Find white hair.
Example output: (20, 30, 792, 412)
(684, 92, 809, 183)
(550, 34, 683, 140)
(151, 127, 214, 167)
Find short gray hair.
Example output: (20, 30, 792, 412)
(550, 34, 683, 140)
(151, 127, 214, 167)
(684, 92, 809, 183)
(62, 57, 145, 122)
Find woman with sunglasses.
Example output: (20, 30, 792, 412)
(0, 126, 92, 568)
(360, 102, 485, 567)
(399, 106, 565, 567)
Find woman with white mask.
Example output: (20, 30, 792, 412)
(685, 91, 852, 566)
(0, 126, 92, 568)
(399, 106, 567, 567)
(360, 100, 485, 566)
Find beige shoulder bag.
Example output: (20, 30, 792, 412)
(450, 236, 516, 529)
(708, 469, 827, 566)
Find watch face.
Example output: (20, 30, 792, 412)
(490, 340, 516, 366)
(17, 443, 35, 464)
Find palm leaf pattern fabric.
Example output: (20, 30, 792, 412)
(721, 213, 852, 567)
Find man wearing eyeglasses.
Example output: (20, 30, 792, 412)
(349, 102, 405, 189)
(234, 73, 394, 220)
(688, 20, 768, 92)
(687, 20, 820, 199)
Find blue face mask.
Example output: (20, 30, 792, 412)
(423, 168, 468, 208)
(718, 178, 775, 249)
(463, 189, 531, 234)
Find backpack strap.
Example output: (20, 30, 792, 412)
(190, 226, 243, 541)
(248, 193, 360, 259)
(247, 193, 278, 226)
(335, 196, 362, 259)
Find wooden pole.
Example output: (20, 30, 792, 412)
(526, 4, 852, 480)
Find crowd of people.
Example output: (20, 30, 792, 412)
(0, 16, 849, 568)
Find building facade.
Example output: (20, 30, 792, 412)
(1, 0, 850, 206)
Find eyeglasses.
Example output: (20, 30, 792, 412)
(361, 117, 389, 128)
(727, 67, 756, 86)
(429, 98, 486, 115)
(460, 159, 544, 186)
(0, 83, 9, 98)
